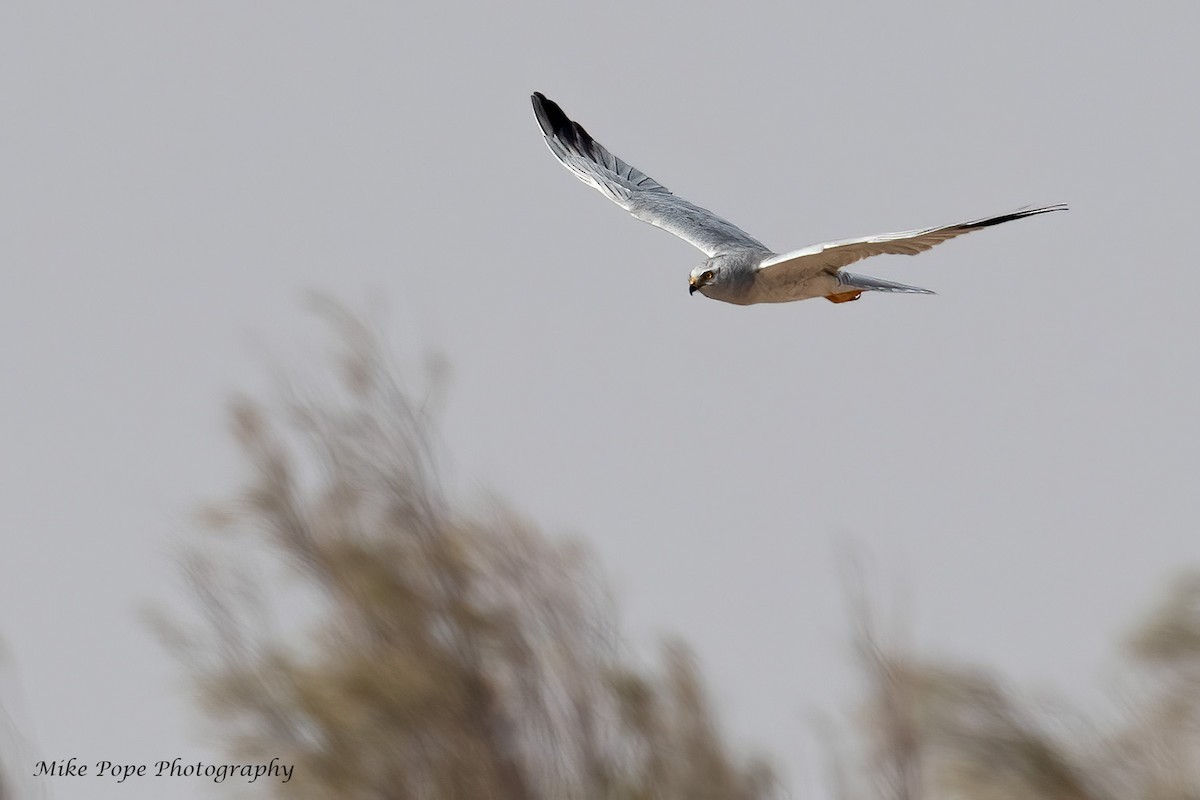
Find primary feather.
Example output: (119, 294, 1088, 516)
(531, 92, 769, 257)
(755, 205, 1068, 278)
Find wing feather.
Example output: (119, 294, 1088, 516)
(757, 204, 1067, 277)
(531, 93, 769, 257)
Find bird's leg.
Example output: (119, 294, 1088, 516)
(825, 291, 863, 304)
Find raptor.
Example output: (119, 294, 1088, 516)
(531, 92, 1065, 305)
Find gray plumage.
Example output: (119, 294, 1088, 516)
(531, 92, 1066, 306)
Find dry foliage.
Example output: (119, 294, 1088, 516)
(160, 303, 1200, 800)
(832, 569, 1200, 800)
(160, 303, 775, 800)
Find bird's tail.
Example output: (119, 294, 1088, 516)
(839, 271, 935, 295)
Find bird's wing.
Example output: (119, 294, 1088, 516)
(531, 92, 769, 257)
(756, 204, 1068, 279)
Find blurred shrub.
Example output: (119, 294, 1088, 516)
(161, 301, 1200, 800)
(832, 568, 1200, 800)
(158, 302, 775, 800)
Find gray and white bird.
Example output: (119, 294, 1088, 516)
(531, 92, 1066, 305)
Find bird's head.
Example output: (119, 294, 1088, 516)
(688, 263, 720, 297)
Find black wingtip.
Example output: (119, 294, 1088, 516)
(529, 92, 598, 157)
(531, 92, 573, 135)
(530, 92, 552, 135)
(968, 203, 1069, 231)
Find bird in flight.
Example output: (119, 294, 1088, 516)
(531, 92, 1065, 305)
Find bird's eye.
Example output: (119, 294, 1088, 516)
(702, 270, 714, 282)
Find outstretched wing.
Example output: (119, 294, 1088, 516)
(531, 92, 769, 257)
(756, 204, 1068, 278)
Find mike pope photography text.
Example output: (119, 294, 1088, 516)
(33, 756, 294, 784)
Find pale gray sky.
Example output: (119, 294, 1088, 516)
(2, 2, 1198, 798)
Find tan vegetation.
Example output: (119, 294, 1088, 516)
(160, 305, 1200, 799)
(831, 571, 1200, 800)
(156, 303, 775, 800)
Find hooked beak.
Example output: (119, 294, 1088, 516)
(688, 276, 699, 295)
(689, 283, 698, 295)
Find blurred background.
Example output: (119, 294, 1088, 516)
(2, 2, 1198, 798)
